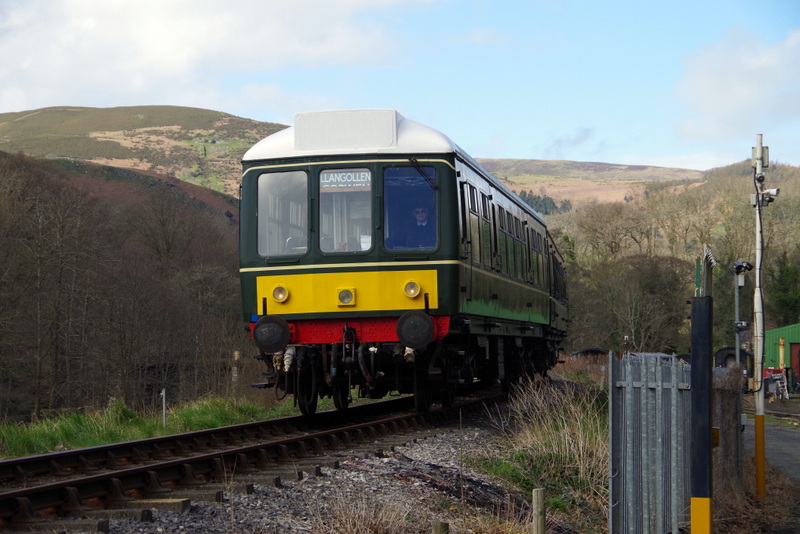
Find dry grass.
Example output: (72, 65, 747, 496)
(482, 374, 609, 533)
(508, 381, 608, 500)
(714, 456, 800, 533)
(306, 486, 563, 534)
(552, 355, 610, 386)
(307, 490, 423, 534)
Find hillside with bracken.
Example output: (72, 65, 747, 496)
(1, 106, 704, 202)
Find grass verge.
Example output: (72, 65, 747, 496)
(0, 397, 294, 459)
(481, 376, 609, 533)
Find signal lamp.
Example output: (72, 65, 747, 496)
(337, 288, 355, 306)
(404, 281, 421, 298)
(272, 286, 289, 303)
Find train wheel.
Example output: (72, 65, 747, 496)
(297, 384, 318, 415)
(332, 383, 350, 410)
(413, 351, 432, 412)
(440, 382, 456, 408)
(296, 351, 318, 416)
(439, 353, 456, 408)
(413, 374, 431, 412)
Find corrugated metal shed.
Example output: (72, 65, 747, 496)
(764, 323, 800, 367)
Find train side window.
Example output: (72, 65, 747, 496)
(319, 168, 372, 252)
(257, 170, 308, 257)
(468, 184, 478, 213)
(383, 166, 438, 250)
(480, 193, 490, 220)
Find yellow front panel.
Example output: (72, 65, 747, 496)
(256, 270, 439, 315)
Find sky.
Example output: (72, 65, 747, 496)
(1, 0, 799, 171)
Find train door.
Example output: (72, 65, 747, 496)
(496, 207, 508, 274)
(459, 179, 482, 299)
(466, 185, 481, 266)
(480, 192, 492, 270)
(458, 180, 473, 301)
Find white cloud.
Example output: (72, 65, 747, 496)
(217, 83, 343, 124)
(0, 0, 426, 113)
(676, 28, 800, 142)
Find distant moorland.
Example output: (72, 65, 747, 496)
(480, 158, 705, 205)
(1, 105, 705, 203)
(0, 106, 284, 196)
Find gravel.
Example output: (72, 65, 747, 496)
(77, 414, 541, 534)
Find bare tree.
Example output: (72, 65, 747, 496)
(564, 255, 693, 353)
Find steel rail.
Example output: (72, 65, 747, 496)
(0, 393, 501, 528)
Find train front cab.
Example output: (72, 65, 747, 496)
(239, 155, 462, 413)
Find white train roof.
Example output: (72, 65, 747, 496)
(242, 109, 461, 161)
(243, 109, 547, 226)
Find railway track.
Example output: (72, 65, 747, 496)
(0, 391, 503, 533)
(742, 397, 800, 425)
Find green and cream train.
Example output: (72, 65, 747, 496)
(239, 109, 568, 414)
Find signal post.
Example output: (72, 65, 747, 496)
(751, 134, 776, 500)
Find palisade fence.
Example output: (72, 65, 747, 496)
(609, 352, 745, 534)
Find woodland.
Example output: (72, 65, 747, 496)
(549, 160, 800, 356)
(0, 152, 251, 421)
(1, 145, 799, 421)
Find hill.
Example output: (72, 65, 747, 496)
(53, 157, 240, 223)
(477, 158, 705, 205)
(0, 106, 285, 196)
(1, 106, 704, 202)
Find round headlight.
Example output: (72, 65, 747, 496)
(404, 281, 421, 298)
(272, 286, 289, 303)
(338, 289, 354, 305)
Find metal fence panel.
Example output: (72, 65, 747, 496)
(609, 353, 692, 534)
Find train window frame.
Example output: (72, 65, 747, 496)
(480, 193, 490, 220)
(256, 170, 309, 258)
(318, 167, 373, 253)
(383, 165, 438, 251)
(468, 184, 479, 213)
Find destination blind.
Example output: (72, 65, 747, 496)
(320, 169, 371, 191)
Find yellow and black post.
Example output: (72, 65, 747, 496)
(691, 246, 716, 532)
(690, 294, 713, 532)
